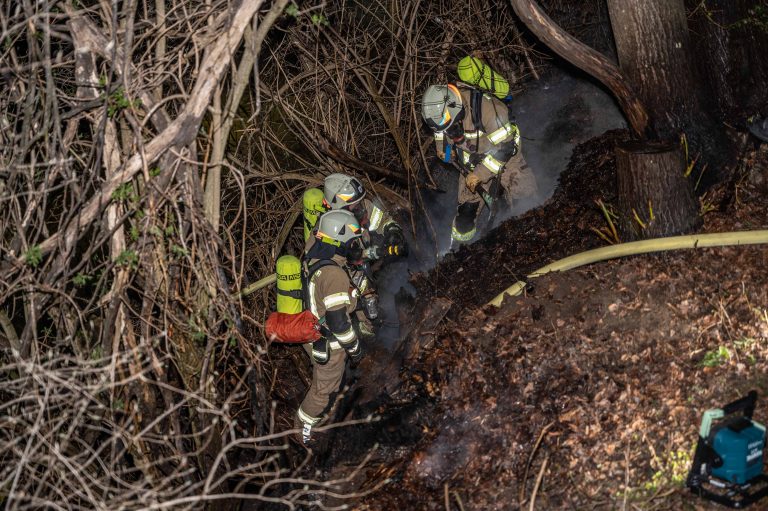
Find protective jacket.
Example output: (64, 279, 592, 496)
(297, 252, 360, 428)
(359, 197, 397, 239)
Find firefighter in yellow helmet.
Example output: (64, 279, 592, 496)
(421, 83, 537, 244)
(296, 209, 365, 445)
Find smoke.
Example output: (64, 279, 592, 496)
(494, 70, 627, 226)
(374, 67, 626, 348)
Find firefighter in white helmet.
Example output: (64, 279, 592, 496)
(322, 173, 407, 258)
(421, 83, 537, 245)
(296, 209, 365, 445)
(318, 173, 407, 339)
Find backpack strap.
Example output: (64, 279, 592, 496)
(277, 288, 303, 300)
(302, 259, 339, 308)
(470, 88, 484, 132)
(303, 216, 315, 236)
(303, 258, 340, 338)
(306, 259, 338, 280)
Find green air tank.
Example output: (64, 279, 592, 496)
(275, 255, 303, 314)
(457, 56, 512, 102)
(303, 188, 326, 241)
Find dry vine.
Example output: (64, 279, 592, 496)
(0, 0, 551, 507)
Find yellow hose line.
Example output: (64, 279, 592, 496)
(488, 230, 768, 308)
(241, 273, 276, 297)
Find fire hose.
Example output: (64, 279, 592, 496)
(487, 230, 768, 308)
(240, 246, 403, 298)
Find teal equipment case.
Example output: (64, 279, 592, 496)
(687, 391, 768, 508)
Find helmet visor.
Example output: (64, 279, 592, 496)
(422, 84, 463, 132)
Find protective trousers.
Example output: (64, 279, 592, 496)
(452, 151, 537, 243)
(297, 343, 346, 426)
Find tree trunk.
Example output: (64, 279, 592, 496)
(687, 0, 768, 121)
(616, 141, 700, 240)
(204, 0, 290, 231)
(510, 0, 705, 239)
(607, 0, 731, 181)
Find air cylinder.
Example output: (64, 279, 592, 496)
(457, 56, 512, 102)
(276, 255, 303, 314)
(303, 188, 326, 241)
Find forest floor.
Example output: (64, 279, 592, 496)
(295, 128, 768, 511)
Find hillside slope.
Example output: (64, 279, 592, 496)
(344, 130, 768, 510)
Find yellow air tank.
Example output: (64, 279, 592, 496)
(275, 255, 303, 314)
(303, 188, 326, 241)
(457, 56, 511, 102)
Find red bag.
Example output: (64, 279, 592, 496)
(265, 310, 321, 343)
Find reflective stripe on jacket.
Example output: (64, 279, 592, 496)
(307, 257, 357, 316)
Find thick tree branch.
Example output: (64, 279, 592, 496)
(318, 137, 409, 186)
(64, 3, 169, 131)
(509, 0, 649, 137)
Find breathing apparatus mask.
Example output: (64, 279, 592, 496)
(344, 200, 367, 225)
(443, 110, 466, 143)
(316, 232, 364, 265)
(341, 236, 365, 266)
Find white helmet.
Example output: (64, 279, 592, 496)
(421, 84, 463, 132)
(315, 209, 363, 246)
(323, 173, 366, 210)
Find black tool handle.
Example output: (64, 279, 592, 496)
(722, 390, 758, 419)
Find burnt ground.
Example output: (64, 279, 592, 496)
(266, 128, 768, 510)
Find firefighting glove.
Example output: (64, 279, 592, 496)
(382, 224, 408, 258)
(492, 142, 518, 161)
(383, 243, 408, 258)
(465, 173, 481, 193)
(383, 224, 403, 246)
(363, 232, 385, 261)
(311, 338, 329, 365)
(363, 245, 381, 260)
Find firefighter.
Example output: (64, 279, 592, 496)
(421, 83, 538, 245)
(322, 173, 407, 259)
(319, 173, 408, 339)
(297, 209, 365, 445)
